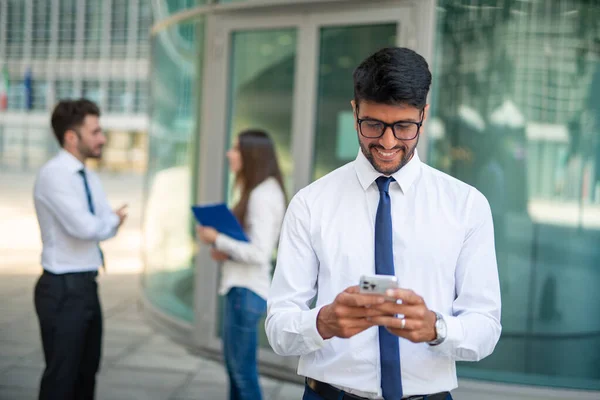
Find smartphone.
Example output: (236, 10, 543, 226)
(359, 274, 399, 301)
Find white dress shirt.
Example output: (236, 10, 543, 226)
(33, 150, 120, 274)
(266, 150, 501, 398)
(215, 177, 286, 300)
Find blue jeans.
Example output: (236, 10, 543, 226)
(223, 287, 267, 400)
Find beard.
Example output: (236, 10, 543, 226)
(78, 142, 103, 159)
(359, 135, 418, 175)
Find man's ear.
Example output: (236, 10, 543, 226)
(63, 129, 78, 146)
(423, 104, 430, 122)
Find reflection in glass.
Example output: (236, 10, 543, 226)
(143, 18, 204, 322)
(430, 0, 600, 390)
(312, 24, 397, 180)
(227, 29, 297, 196)
(219, 28, 297, 347)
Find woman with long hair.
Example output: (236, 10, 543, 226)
(196, 129, 287, 400)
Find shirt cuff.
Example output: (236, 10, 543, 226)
(428, 314, 464, 356)
(214, 234, 231, 252)
(300, 304, 328, 352)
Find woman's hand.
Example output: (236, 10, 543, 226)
(196, 225, 218, 244)
(211, 248, 229, 262)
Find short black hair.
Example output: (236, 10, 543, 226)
(51, 99, 100, 146)
(353, 47, 432, 109)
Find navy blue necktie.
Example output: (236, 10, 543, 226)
(375, 176, 403, 400)
(79, 169, 105, 268)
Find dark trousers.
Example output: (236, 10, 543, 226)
(222, 287, 267, 400)
(34, 270, 102, 400)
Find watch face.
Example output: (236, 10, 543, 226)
(436, 319, 447, 339)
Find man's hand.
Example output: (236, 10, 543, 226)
(368, 288, 437, 343)
(210, 248, 229, 262)
(316, 286, 387, 340)
(115, 204, 128, 227)
(196, 225, 218, 244)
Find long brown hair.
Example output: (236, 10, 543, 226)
(232, 129, 287, 227)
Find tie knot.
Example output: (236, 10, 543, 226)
(78, 169, 86, 177)
(376, 176, 395, 194)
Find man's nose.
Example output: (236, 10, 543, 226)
(378, 126, 397, 149)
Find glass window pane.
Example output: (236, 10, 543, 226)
(55, 80, 77, 101)
(220, 28, 297, 348)
(312, 24, 397, 180)
(82, 80, 103, 104)
(430, 0, 600, 390)
(108, 80, 132, 113)
(32, 81, 48, 110)
(134, 81, 148, 113)
(7, 79, 24, 110)
(227, 28, 296, 195)
(111, 0, 129, 57)
(58, 0, 77, 58)
(32, 0, 52, 58)
(85, 1, 103, 57)
(6, 0, 25, 59)
(163, 0, 208, 14)
(143, 18, 204, 322)
(137, 3, 153, 58)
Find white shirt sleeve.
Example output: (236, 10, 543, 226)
(35, 170, 120, 241)
(265, 191, 327, 356)
(430, 188, 502, 361)
(90, 172, 120, 234)
(214, 186, 282, 265)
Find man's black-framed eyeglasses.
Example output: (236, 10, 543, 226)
(356, 107, 424, 141)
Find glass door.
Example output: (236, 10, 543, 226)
(194, 0, 427, 377)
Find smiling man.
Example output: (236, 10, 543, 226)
(266, 48, 502, 400)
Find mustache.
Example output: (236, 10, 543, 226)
(369, 144, 406, 151)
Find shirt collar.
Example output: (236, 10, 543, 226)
(354, 148, 422, 194)
(58, 149, 85, 174)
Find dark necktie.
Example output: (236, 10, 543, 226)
(375, 176, 402, 400)
(78, 169, 105, 268)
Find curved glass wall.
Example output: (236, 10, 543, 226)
(429, 0, 600, 390)
(142, 16, 204, 322)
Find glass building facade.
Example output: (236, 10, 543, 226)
(0, 0, 152, 173)
(142, 0, 600, 398)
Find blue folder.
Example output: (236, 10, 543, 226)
(191, 203, 249, 242)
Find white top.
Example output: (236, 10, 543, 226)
(265, 150, 502, 398)
(33, 150, 120, 274)
(215, 177, 286, 300)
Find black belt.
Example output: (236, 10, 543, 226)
(306, 378, 450, 400)
(43, 269, 98, 280)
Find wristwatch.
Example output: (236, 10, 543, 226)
(428, 311, 447, 346)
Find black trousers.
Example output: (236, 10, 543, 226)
(34, 270, 102, 400)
